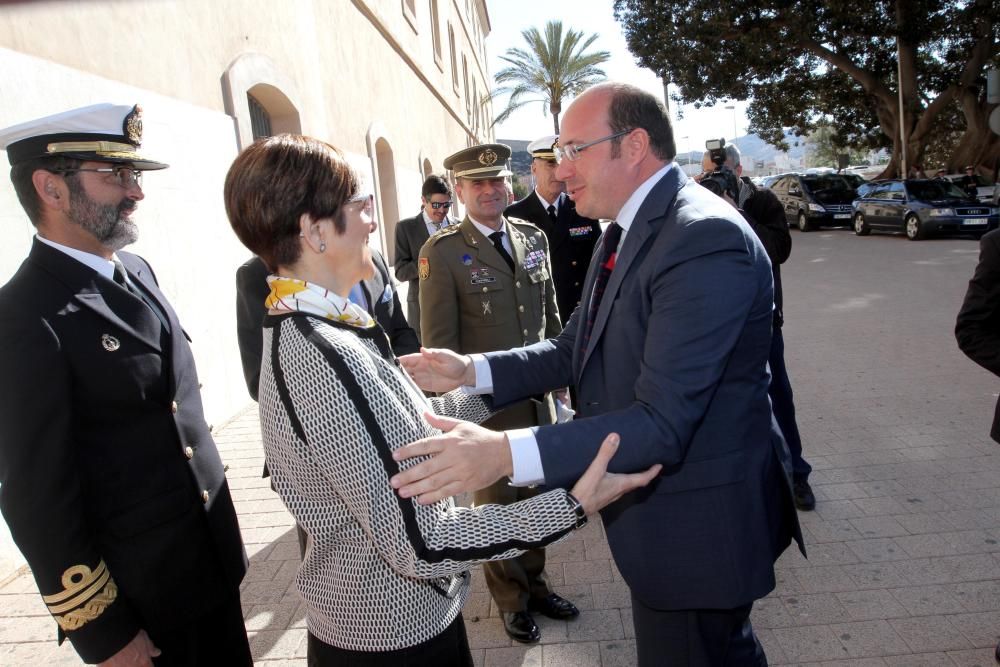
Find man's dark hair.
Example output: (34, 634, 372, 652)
(224, 134, 359, 272)
(605, 83, 676, 162)
(10, 156, 82, 226)
(421, 174, 451, 198)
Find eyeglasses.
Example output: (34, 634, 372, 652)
(429, 201, 453, 210)
(52, 166, 143, 189)
(553, 129, 633, 164)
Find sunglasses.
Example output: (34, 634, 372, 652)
(429, 201, 453, 210)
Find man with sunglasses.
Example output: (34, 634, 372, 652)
(0, 104, 251, 666)
(395, 84, 803, 666)
(393, 174, 456, 342)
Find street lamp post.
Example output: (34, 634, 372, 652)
(724, 104, 738, 144)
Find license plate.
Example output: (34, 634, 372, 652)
(962, 218, 988, 225)
(833, 213, 850, 219)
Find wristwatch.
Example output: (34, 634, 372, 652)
(565, 491, 588, 529)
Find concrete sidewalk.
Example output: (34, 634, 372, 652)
(1, 230, 999, 665)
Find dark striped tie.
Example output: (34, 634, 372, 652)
(581, 223, 623, 357)
(488, 231, 516, 272)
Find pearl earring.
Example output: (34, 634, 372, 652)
(319, 242, 326, 252)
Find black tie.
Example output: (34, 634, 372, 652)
(581, 223, 623, 357)
(112, 260, 136, 294)
(488, 231, 516, 272)
(547, 204, 558, 224)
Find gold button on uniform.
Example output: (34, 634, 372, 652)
(201, 490, 210, 503)
(571, 261, 578, 266)
(518, 305, 524, 313)
(515, 281, 521, 288)
(482, 287, 488, 293)
(170, 401, 178, 414)
(522, 329, 528, 336)
(184, 446, 194, 459)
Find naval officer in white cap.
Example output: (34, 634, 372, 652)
(0, 104, 250, 665)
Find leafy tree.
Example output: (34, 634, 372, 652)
(613, 0, 1000, 178)
(804, 123, 867, 168)
(492, 20, 611, 134)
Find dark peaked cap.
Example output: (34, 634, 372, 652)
(443, 143, 513, 180)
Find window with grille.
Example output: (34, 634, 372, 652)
(248, 93, 272, 140)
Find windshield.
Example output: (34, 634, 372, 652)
(907, 180, 970, 201)
(801, 175, 852, 193)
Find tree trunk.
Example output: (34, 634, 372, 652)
(552, 112, 560, 134)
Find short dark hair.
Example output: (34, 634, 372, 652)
(421, 174, 451, 198)
(10, 156, 82, 226)
(224, 134, 358, 271)
(605, 83, 676, 162)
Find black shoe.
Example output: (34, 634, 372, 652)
(793, 480, 816, 511)
(503, 611, 540, 643)
(528, 593, 580, 620)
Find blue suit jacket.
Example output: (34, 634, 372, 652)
(487, 164, 803, 610)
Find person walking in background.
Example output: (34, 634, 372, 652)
(393, 174, 456, 342)
(0, 103, 250, 665)
(955, 226, 1000, 665)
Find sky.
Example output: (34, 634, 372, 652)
(484, 0, 751, 156)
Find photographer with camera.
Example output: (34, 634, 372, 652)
(699, 140, 816, 511)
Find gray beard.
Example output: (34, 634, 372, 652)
(67, 180, 138, 251)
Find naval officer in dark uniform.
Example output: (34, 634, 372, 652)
(0, 104, 250, 665)
(505, 135, 602, 322)
(418, 143, 578, 644)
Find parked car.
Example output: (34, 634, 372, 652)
(760, 172, 795, 189)
(770, 173, 856, 231)
(937, 173, 998, 203)
(852, 179, 1000, 240)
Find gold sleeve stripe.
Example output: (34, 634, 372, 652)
(42, 562, 108, 605)
(45, 568, 110, 614)
(53, 580, 118, 632)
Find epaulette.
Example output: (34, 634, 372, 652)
(428, 225, 462, 245)
(507, 216, 542, 233)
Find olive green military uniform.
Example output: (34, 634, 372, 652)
(418, 215, 561, 611)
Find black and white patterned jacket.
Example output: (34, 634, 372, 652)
(259, 313, 578, 651)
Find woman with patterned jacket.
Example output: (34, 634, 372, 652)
(223, 134, 660, 667)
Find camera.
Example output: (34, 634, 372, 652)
(700, 138, 740, 202)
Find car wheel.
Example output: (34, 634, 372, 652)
(904, 214, 925, 240)
(797, 211, 813, 232)
(853, 212, 871, 236)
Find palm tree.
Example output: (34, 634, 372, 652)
(492, 21, 611, 135)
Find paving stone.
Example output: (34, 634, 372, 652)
(244, 602, 301, 631)
(562, 560, 612, 585)
(250, 628, 307, 661)
(541, 641, 601, 666)
(590, 579, 632, 609)
(782, 593, 850, 626)
(835, 589, 909, 621)
(952, 579, 1000, 612)
(466, 615, 514, 650)
(598, 639, 636, 667)
(484, 645, 542, 667)
(755, 627, 789, 664)
(883, 653, 951, 667)
(945, 647, 1000, 666)
(845, 538, 908, 563)
(950, 610, 1000, 647)
(848, 516, 909, 538)
(889, 615, 973, 652)
(890, 584, 967, 615)
(830, 619, 911, 657)
(773, 624, 850, 662)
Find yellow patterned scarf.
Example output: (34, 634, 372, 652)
(265, 275, 376, 328)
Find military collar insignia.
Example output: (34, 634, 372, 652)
(123, 105, 143, 145)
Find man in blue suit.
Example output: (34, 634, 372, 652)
(393, 82, 802, 666)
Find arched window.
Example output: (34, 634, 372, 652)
(247, 93, 272, 140)
(448, 23, 459, 94)
(429, 0, 442, 68)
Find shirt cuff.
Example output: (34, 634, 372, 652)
(508, 428, 545, 486)
(459, 354, 494, 395)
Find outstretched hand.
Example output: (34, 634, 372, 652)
(98, 629, 160, 666)
(570, 433, 662, 515)
(390, 412, 512, 504)
(398, 348, 474, 393)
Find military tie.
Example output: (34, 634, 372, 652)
(112, 259, 169, 329)
(547, 204, 558, 225)
(488, 231, 516, 272)
(580, 222, 623, 358)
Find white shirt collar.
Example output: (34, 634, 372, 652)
(468, 216, 508, 241)
(614, 163, 673, 233)
(534, 190, 561, 213)
(36, 234, 117, 280)
(422, 209, 454, 229)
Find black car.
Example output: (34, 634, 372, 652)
(770, 174, 856, 231)
(852, 179, 999, 240)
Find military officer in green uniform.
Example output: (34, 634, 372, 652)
(418, 143, 579, 644)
